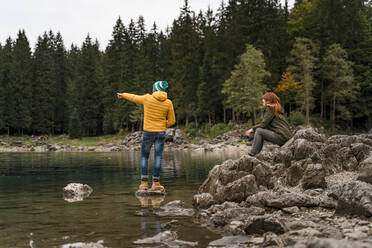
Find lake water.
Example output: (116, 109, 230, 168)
(0, 150, 244, 248)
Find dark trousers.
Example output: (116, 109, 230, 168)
(250, 128, 278, 155)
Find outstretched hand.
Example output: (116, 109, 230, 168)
(117, 93, 123, 99)
(245, 128, 254, 137)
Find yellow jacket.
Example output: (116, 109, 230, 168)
(121, 91, 176, 132)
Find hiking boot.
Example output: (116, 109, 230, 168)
(151, 181, 164, 191)
(139, 180, 148, 190)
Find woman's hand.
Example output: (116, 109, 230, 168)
(245, 128, 254, 137)
(117, 93, 123, 99)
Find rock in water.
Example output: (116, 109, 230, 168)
(63, 183, 93, 202)
(135, 189, 166, 197)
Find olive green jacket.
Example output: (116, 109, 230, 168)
(252, 106, 293, 145)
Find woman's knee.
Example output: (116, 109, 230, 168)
(255, 128, 265, 135)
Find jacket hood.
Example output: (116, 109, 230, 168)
(152, 91, 168, 102)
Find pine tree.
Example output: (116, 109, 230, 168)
(32, 33, 56, 134)
(0, 43, 5, 130)
(1, 38, 16, 135)
(321, 44, 356, 130)
(287, 37, 318, 125)
(12, 30, 33, 134)
(221, 44, 269, 121)
(75, 35, 103, 136)
(68, 108, 82, 139)
(52, 32, 68, 133)
(169, 0, 200, 125)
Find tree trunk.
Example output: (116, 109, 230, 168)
(208, 113, 211, 126)
(232, 110, 235, 122)
(320, 80, 324, 120)
(331, 95, 336, 131)
(306, 91, 310, 125)
(223, 108, 226, 124)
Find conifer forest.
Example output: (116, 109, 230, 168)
(0, 0, 371, 136)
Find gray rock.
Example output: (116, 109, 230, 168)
(193, 193, 215, 209)
(282, 206, 300, 214)
(351, 143, 371, 163)
(133, 230, 198, 247)
(173, 129, 186, 144)
(135, 189, 166, 197)
(293, 127, 326, 143)
(358, 163, 372, 185)
(330, 180, 372, 217)
(208, 236, 250, 247)
(155, 200, 194, 217)
(293, 238, 372, 248)
(286, 163, 305, 187)
(63, 183, 93, 202)
(252, 163, 273, 188)
(165, 128, 175, 142)
(60, 240, 107, 248)
(244, 215, 288, 235)
(301, 164, 326, 189)
(121, 131, 143, 146)
(293, 139, 316, 161)
(263, 232, 284, 247)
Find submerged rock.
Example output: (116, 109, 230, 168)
(154, 200, 194, 217)
(208, 235, 251, 247)
(63, 183, 93, 202)
(133, 230, 197, 247)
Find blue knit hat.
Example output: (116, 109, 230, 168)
(153, 81, 168, 92)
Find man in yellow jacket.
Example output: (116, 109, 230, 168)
(117, 81, 175, 191)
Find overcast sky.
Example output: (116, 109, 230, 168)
(0, 0, 294, 50)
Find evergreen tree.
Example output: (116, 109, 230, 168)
(0, 43, 5, 130)
(1, 38, 16, 135)
(75, 35, 103, 136)
(32, 33, 56, 134)
(321, 44, 356, 130)
(102, 17, 128, 133)
(52, 32, 68, 133)
(12, 30, 33, 134)
(169, 0, 200, 125)
(287, 37, 318, 125)
(68, 108, 82, 139)
(221, 44, 269, 122)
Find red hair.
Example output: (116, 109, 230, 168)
(263, 92, 281, 117)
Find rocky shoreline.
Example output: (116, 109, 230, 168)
(191, 127, 372, 248)
(0, 127, 250, 153)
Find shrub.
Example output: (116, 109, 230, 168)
(288, 111, 306, 126)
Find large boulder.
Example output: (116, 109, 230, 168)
(301, 164, 326, 189)
(329, 180, 372, 217)
(293, 127, 326, 143)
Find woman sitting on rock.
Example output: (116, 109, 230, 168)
(246, 92, 292, 156)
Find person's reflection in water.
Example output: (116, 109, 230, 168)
(136, 196, 165, 238)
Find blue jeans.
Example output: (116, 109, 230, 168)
(140, 131, 166, 181)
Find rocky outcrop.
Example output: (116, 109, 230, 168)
(193, 127, 372, 247)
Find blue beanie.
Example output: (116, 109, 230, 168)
(153, 81, 168, 92)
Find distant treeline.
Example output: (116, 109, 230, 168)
(0, 0, 371, 135)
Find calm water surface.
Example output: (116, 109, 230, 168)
(0, 150, 243, 248)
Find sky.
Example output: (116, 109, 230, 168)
(0, 0, 295, 50)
